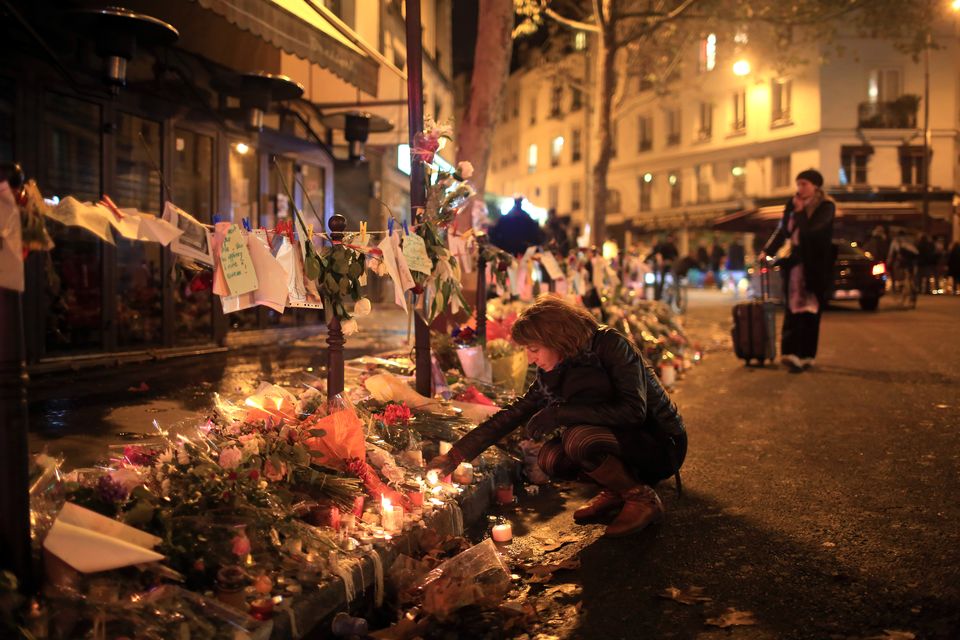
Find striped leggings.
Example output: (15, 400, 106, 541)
(537, 425, 622, 478)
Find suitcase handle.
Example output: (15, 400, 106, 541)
(758, 257, 773, 301)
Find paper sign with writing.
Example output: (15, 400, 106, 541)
(540, 251, 565, 281)
(221, 225, 259, 296)
(402, 232, 432, 275)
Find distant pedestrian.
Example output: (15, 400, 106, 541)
(647, 234, 679, 301)
(948, 241, 960, 295)
(727, 238, 746, 271)
(710, 239, 726, 289)
(863, 225, 890, 265)
(489, 196, 545, 256)
(696, 244, 709, 271)
(916, 233, 938, 294)
(544, 208, 572, 257)
(759, 169, 835, 372)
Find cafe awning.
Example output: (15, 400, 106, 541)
(712, 201, 945, 232)
(192, 0, 379, 95)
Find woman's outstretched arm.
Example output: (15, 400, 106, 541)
(451, 380, 547, 460)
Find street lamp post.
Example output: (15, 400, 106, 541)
(922, 34, 931, 233)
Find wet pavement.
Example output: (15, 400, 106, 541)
(25, 292, 960, 638)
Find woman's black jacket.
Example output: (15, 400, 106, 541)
(763, 197, 836, 299)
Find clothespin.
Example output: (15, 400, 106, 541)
(402, 220, 410, 236)
(99, 195, 124, 222)
(241, 218, 251, 232)
(307, 223, 314, 240)
(213, 214, 224, 225)
(359, 221, 367, 244)
(388, 218, 395, 236)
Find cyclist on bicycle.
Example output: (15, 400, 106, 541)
(887, 230, 919, 289)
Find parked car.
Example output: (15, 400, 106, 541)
(749, 239, 887, 311)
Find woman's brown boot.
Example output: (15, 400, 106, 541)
(573, 489, 623, 522)
(585, 456, 664, 537)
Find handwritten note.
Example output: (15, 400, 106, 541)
(221, 225, 259, 296)
(540, 251, 565, 281)
(402, 232, 433, 275)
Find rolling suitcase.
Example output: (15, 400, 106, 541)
(732, 267, 776, 365)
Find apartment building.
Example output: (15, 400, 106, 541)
(487, 25, 960, 248)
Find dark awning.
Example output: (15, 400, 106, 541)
(192, 0, 379, 95)
(712, 201, 951, 233)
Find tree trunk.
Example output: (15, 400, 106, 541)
(455, 0, 514, 232)
(590, 14, 617, 245)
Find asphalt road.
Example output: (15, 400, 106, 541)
(511, 292, 960, 640)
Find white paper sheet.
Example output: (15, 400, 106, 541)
(49, 197, 115, 244)
(378, 234, 408, 312)
(540, 251, 565, 281)
(135, 212, 183, 246)
(248, 229, 289, 313)
(0, 182, 24, 292)
(163, 202, 214, 265)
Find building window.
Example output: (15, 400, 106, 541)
(698, 102, 713, 140)
(607, 188, 621, 213)
(773, 155, 791, 188)
(574, 31, 587, 51)
(899, 146, 926, 186)
(669, 171, 682, 208)
(868, 68, 901, 103)
(638, 115, 653, 152)
(732, 89, 747, 132)
(666, 109, 681, 146)
(695, 164, 710, 203)
(548, 184, 559, 210)
(731, 160, 747, 195)
(551, 135, 564, 167)
(840, 145, 872, 185)
(571, 181, 582, 210)
(699, 33, 717, 72)
(571, 128, 582, 162)
(610, 119, 618, 158)
(771, 79, 792, 125)
(639, 173, 653, 211)
(571, 87, 583, 111)
(528, 143, 538, 174)
(550, 82, 563, 118)
(529, 96, 537, 125)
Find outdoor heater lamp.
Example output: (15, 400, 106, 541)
(321, 111, 394, 163)
(238, 72, 305, 132)
(71, 7, 179, 93)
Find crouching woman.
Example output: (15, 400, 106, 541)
(428, 295, 687, 537)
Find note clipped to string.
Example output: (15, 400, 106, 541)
(220, 225, 259, 296)
(402, 232, 433, 275)
(540, 251, 565, 281)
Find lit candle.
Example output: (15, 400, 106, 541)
(439, 441, 452, 455)
(495, 484, 514, 505)
(381, 496, 404, 534)
(426, 470, 440, 486)
(452, 463, 474, 484)
(491, 522, 513, 543)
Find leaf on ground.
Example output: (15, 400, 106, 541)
(658, 585, 713, 605)
(525, 557, 581, 582)
(705, 608, 757, 628)
(866, 631, 916, 640)
(536, 535, 580, 553)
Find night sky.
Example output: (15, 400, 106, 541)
(452, 0, 479, 76)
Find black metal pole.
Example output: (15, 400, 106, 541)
(0, 163, 33, 592)
(922, 38, 931, 233)
(406, 0, 431, 397)
(326, 214, 347, 398)
(476, 253, 487, 344)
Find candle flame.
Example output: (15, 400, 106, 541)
(426, 470, 440, 486)
(245, 397, 265, 410)
(381, 495, 392, 511)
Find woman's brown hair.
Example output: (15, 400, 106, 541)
(510, 294, 599, 360)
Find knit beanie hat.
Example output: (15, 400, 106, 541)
(795, 168, 824, 188)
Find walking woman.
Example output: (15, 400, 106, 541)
(428, 295, 687, 537)
(759, 169, 836, 372)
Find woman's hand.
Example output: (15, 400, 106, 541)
(524, 406, 560, 441)
(426, 450, 463, 476)
(792, 194, 805, 213)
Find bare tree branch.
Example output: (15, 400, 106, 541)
(544, 5, 600, 32)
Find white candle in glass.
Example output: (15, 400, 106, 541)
(452, 462, 474, 484)
(491, 522, 513, 543)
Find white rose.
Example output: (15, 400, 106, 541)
(457, 161, 474, 179)
(353, 298, 372, 318)
(342, 319, 359, 336)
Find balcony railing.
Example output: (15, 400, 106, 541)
(858, 96, 919, 129)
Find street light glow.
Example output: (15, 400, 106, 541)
(234, 142, 250, 155)
(643, 172, 653, 183)
(733, 59, 751, 76)
(952, 0, 960, 11)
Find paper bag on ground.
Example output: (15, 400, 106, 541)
(43, 502, 164, 572)
(419, 538, 511, 619)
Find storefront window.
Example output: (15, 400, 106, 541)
(0, 78, 13, 162)
(228, 141, 260, 330)
(172, 129, 215, 344)
(115, 113, 163, 347)
(44, 93, 103, 353)
(298, 162, 326, 326)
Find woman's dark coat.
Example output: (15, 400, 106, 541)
(763, 196, 836, 300)
(452, 327, 685, 462)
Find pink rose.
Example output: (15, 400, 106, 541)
(219, 446, 242, 470)
(263, 459, 287, 482)
(411, 131, 440, 163)
(231, 530, 251, 557)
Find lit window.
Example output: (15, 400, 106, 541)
(732, 89, 747, 132)
(574, 32, 587, 51)
(551, 136, 564, 167)
(528, 144, 538, 174)
(699, 34, 717, 72)
(771, 79, 792, 125)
